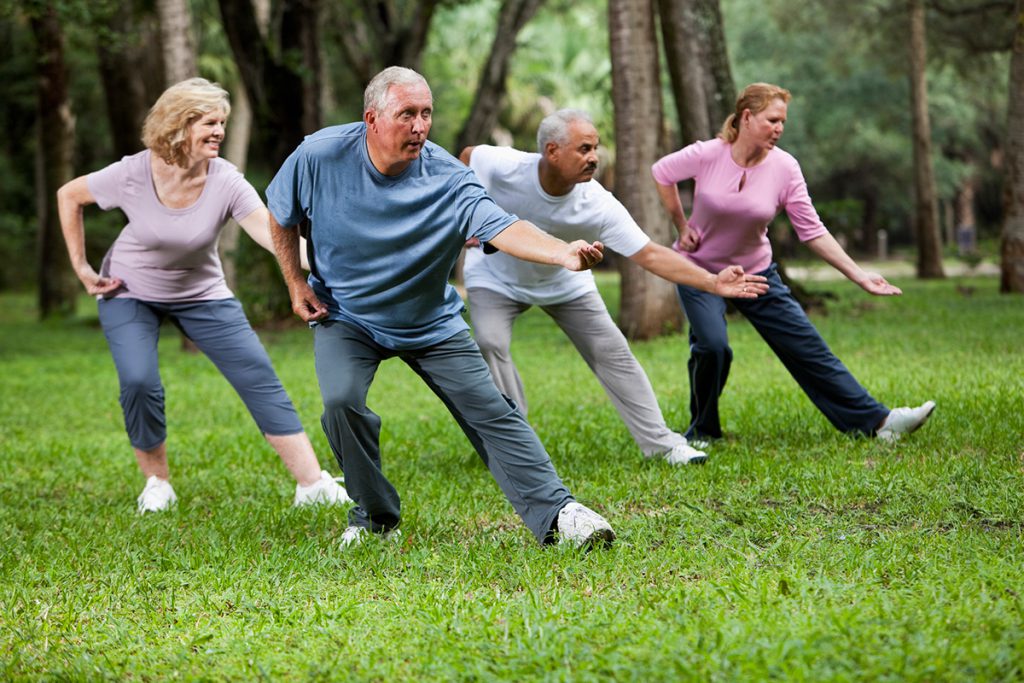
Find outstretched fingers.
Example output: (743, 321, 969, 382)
(715, 266, 769, 299)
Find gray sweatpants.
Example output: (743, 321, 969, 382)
(312, 321, 574, 544)
(467, 288, 685, 457)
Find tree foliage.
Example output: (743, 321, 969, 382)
(0, 0, 1016, 316)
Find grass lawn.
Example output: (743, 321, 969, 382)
(1, 273, 1022, 681)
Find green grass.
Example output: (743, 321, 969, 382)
(1, 274, 1022, 681)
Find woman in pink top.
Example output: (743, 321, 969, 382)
(57, 78, 351, 513)
(652, 83, 934, 444)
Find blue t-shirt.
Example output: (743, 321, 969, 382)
(266, 122, 518, 349)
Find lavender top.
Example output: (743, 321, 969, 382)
(651, 138, 828, 274)
(88, 150, 263, 302)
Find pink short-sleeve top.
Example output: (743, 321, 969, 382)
(651, 138, 828, 274)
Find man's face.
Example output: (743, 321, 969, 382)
(546, 120, 600, 185)
(365, 82, 433, 173)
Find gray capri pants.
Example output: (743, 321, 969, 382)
(98, 297, 303, 450)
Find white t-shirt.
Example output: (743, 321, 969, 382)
(465, 145, 651, 305)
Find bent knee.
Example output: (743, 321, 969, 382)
(321, 384, 368, 415)
(691, 336, 731, 357)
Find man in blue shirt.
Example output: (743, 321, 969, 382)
(267, 67, 615, 549)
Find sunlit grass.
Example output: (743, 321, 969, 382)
(1, 274, 1022, 680)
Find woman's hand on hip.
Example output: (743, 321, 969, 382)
(76, 265, 122, 296)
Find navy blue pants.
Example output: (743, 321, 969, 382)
(313, 322, 573, 544)
(677, 264, 889, 440)
(99, 297, 303, 450)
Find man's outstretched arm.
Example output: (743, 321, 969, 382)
(486, 220, 604, 272)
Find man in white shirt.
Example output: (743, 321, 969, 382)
(459, 109, 767, 465)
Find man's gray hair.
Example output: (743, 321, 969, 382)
(363, 66, 431, 114)
(536, 109, 594, 153)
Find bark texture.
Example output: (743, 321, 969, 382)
(609, 0, 683, 340)
(32, 2, 78, 319)
(908, 0, 946, 278)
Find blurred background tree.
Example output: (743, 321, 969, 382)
(0, 0, 1017, 327)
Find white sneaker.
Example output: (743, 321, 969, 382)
(293, 470, 353, 507)
(340, 525, 401, 549)
(877, 400, 936, 442)
(557, 502, 615, 549)
(662, 442, 708, 465)
(137, 475, 176, 513)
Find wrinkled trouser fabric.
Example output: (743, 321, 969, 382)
(676, 263, 889, 440)
(313, 321, 573, 544)
(468, 288, 685, 457)
(99, 297, 303, 451)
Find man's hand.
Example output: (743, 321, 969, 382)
(288, 281, 328, 322)
(857, 272, 902, 296)
(559, 240, 604, 271)
(713, 265, 769, 299)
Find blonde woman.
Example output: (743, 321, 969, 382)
(652, 83, 935, 445)
(57, 78, 350, 512)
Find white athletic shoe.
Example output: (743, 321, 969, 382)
(339, 525, 401, 549)
(662, 442, 708, 465)
(293, 470, 353, 507)
(557, 502, 615, 549)
(137, 475, 176, 513)
(876, 400, 936, 442)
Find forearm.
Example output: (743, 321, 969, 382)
(654, 181, 687, 230)
(240, 207, 310, 270)
(631, 242, 716, 291)
(269, 214, 306, 288)
(805, 233, 867, 284)
(56, 180, 92, 275)
(487, 220, 571, 266)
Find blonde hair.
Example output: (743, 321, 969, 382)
(717, 82, 791, 143)
(142, 78, 231, 168)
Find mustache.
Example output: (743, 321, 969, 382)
(584, 163, 598, 172)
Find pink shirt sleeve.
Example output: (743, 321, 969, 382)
(779, 155, 828, 242)
(651, 140, 709, 185)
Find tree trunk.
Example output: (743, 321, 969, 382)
(658, 0, 712, 145)
(219, 0, 268, 293)
(155, 0, 197, 85)
(331, 0, 441, 89)
(218, 0, 323, 322)
(95, 1, 150, 158)
(1002, 0, 1024, 293)
(609, 0, 683, 340)
(694, 0, 735, 129)
(219, 0, 322, 168)
(31, 2, 78, 319)
(454, 0, 545, 153)
(219, 80, 253, 293)
(908, 0, 945, 278)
